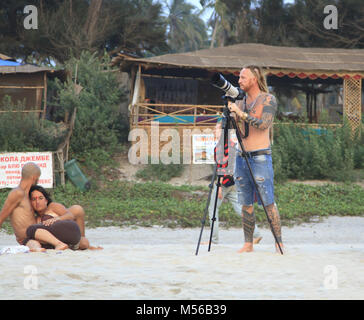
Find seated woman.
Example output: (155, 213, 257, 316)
(27, 185, 102, 250)
(26, 215, 82, 250)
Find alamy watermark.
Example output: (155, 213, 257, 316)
(23, 5, 38, 30)
(128, 121, 235, 175)
(323, 265, 338, 290)
(21, 4, 338, 32)
(323, 5, 338, 30)
(128, 122, 215, 165)
(24, 265, 38, 290)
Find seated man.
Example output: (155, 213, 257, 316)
(0, 162, 67, 252)
(29, 185, 102, 250)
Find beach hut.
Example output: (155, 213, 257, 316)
(0, 53, 74, 186)
(0, 53, 58, 119)
(113, 43, 363, 155)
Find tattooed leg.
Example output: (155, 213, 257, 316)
(238, 205, 255, 253)
(243, 207, 255, 242)
(266, 203, 284, 252)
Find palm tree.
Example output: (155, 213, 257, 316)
(200, 0, 228, 48)
(164, 0, 208, 53)
(201, 0, 257, 48)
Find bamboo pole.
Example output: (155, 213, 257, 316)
(0, 86, 45, 89)
(0, 110, 43, 113)
(42, 72, 47, 120)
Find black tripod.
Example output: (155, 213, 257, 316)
(195, 97, 284, 255)
(195, 106, 235, 255)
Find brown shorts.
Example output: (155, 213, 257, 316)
(25, 220, 81, 250)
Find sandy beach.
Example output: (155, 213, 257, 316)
(0, 216, 363, 300)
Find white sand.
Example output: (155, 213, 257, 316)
(0, 216, 363, 300)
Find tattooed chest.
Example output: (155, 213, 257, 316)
(247, 104, 262, 117)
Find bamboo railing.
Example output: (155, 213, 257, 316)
(130, 103, 224, 128)
(130, 103, 343, 129)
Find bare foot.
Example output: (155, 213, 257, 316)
(54, 242, 68, 250)
(26, 240, 45, 252)
(30, 247, 46, 253)
(253, 237, 263, 244)
(275, 243, 284, 254)
(237, 242, 253, 253)
(88, 246, 103, 250)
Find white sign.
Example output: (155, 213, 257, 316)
(0, 152, 53, 188)
(192, 134, 216, 164)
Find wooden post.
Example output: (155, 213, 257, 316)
(131, 66, 142, 127)
(52, 152, 56, 188)
(314, 93, 317, 123)
(42, 72, 47, 120)
(194, 107, 197, 127)
(56, 107, 78, 186)
(189, 163, 192, 185)
(56, 150, 65, 186)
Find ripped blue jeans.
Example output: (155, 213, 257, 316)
(234, 150, 275, 206)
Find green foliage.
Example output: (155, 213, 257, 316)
(14, 180, 361, 230)
(49, 181, 207, 228)
(136, 162, 185, 182)
(51, 51, 128, 163)
(256, 182, 364, 226)
(202, 0, 364, 49)
(353, 130, 364, 169)
(272, 123, 362, 182)
(1, 178, 363, 233)
(0, 0, 169, 64)
(1, 0, 364, 66)
(165, 0, 208, 53)
(0, 96, 66, 152)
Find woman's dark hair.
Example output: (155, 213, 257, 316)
(29, 185, 53, 206)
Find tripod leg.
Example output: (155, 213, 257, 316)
(208, 178, 221, 252)
(265, 203, 283, 251)
(195, 165, 218, 256)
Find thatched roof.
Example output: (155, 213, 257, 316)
(0, 64, 54, 75)
(0, 53, 57, 75)
(114, 43, 364, 77)
(0, 53, 15, 61)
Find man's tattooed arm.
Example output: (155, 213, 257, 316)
(241, 95, 277, 130)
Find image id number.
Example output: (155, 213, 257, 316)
(180, 304, 227, 315)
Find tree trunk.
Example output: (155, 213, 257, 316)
(210, 14, 219, 49)
(84, 0, 103, 47)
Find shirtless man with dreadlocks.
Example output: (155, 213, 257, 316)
(228, 66, 283, 254)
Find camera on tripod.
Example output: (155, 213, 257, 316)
(211, 73, 245, 101)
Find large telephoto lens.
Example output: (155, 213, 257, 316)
(211, 73, 240, 99)
(211, 73, 231, 92)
